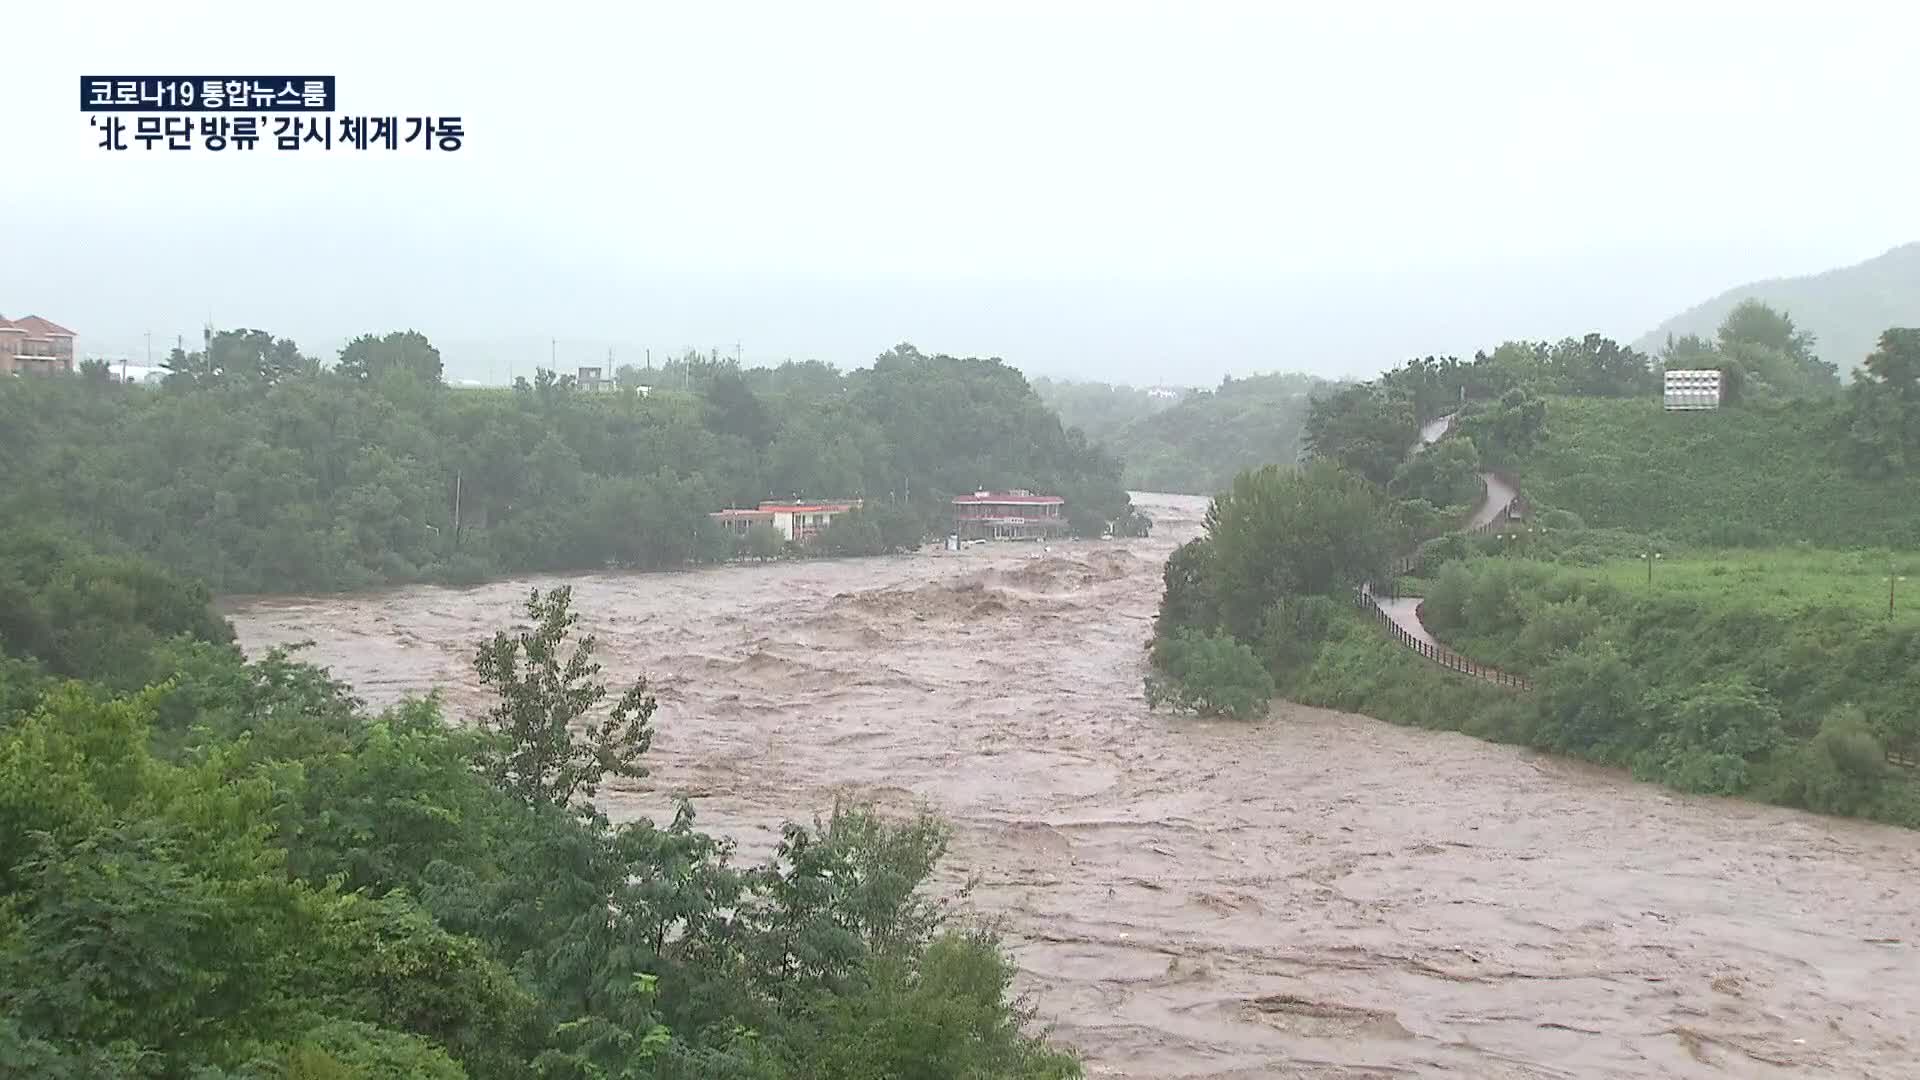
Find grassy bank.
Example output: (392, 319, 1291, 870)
(1393, 553, 1920, 824)
(1524, 396, 1920, 547)
(1278, 608, 1532, 744)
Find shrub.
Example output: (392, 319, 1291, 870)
(1536, 508, 1585, 531)
(812, 512, 887, 557)
(744, 521, 787, 560)
(1535, 641, 1644, 761)
(1255, 595, 1342, 680)
(1145, 629, 1274, 720)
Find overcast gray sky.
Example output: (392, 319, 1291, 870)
(4, 2, 1917, 384)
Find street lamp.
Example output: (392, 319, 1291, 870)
(1642, 549, 1662, 585)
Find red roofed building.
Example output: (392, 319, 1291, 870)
(951, 490, 1069, 541)
(0, 315, 77, 376)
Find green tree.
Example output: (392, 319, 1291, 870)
(1202, 460, 1395, 640)
(472, 586, 656, 809)
(1454, 387, 1546, 466)
(1155, 538, 1218, 638)
(1535, 641, 1644, 760)
(1715, 300, 1838, 400)
(334, 330, 444, 386)
(1545, 333, 1657, 397)
(813, 510, 887, 557)
(1390, 434, 1481, 508)
(1301, 384, 1418, 487)
(1636, 676, 1783, 794)
(1846, 327, 1920, 477)
(1145, 629, 1274, 720)
(702, 368, 777, 449)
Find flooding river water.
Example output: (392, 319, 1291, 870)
(227, 492, 1920, 1079)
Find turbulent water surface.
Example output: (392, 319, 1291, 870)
(227, 493, 1920, 1079)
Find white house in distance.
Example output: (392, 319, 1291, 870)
(709, 499, 863, 544)
(1664, 369, 1723, 411)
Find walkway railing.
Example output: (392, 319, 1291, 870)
(1356, 417, 1532, 690)
(1353, 587, 1532, 690)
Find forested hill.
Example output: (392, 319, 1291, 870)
(1634, 242, 1920, 374)
(0, 334, 1134, 593)
(1037, 372, 1340, 495)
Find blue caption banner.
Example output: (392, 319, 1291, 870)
(80, 77, 336, 113)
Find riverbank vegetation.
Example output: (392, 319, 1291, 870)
(0, 335, 1136, 594)
(0, 535, 1081, 1077)
(1147, 307, 1920, 829)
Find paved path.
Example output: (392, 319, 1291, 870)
(1374, 596, 1436, 646)
(1360, 413, 1530, 689)
(1469, 471, 1519, 529)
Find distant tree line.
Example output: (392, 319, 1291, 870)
(0, 336, 1137, 593)
(1035, 372, 1340, 495)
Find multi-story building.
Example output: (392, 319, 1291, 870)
(951, 490, 1069, 541)
(710, 499, 863, 544)
(0, 315, 77, 376)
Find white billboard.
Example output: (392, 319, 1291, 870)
(1664, 369, 1722, 411)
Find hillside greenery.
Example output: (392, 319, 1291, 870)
(0, 533, 1081, 1078)
(1070, 372, 1337, 495)
(1028, 378, 1185, 450)
(0, 336, 1137, 593)
(1147, 316, 1920, 828)
(1410, 553, 1920, 818)
(1519, 395, 1920, 548)
(1634, 241, 1920, 377)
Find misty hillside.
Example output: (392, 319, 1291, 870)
(1096, 372, 1342, 495)
(1634, 242, 1920, 372)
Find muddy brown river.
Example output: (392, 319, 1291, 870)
(227, 493, 1920, 1079)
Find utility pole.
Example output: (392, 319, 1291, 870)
(453, 472, 462, 549)
(550, 338, 556, 372)
(735, 340, 742, 364)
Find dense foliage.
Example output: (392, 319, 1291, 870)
(1522, 395, 1920, 548)
(1843, 327, 1920, 479)
(0, 536, 1082, 1077)
(1143, 630, 1274, 721)
(1039, 373, 1334, 495)
(1300, 334, 1645, 485)
(1406, 555, 1920, 821)
(1144, 460, 1398, 712)
(0, 337, 1135, 593)
(1652, 299, 1841, 403)
(1028, 378, 1185, 450)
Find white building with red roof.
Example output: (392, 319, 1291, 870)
(0, 315, 77, 376)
